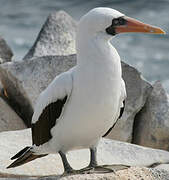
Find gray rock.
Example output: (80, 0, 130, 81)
(0, 55, 76, 126)
(106, 62, 152, 142)
(0, 97, 26, 132)
(0, 81, 3, 94)
(1, 129, 169, 177)
(23, 11, 76, 60)
(48, 168, 169, 180)
(0, 36, 13, 63)
(150, 168, 169, 180)
(1, 167, 169, 180)
(133, 81, 169, 151)
(155, 164, 169, 172)
(0, 54, 152, 139)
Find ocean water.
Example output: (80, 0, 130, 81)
(0, 0, 169, 91)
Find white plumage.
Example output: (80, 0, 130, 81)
(32, 8, 126, 155)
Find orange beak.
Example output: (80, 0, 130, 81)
(116, 16, 165, 34)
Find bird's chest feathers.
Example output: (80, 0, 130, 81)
(80, 39, 121, 97)
(76, 61, 121, 122)
(76, 36, 122, 118)
(83, 66, 120, 102)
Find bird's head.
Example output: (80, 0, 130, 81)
(78, 7, 165, 37)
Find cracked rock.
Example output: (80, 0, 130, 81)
(133, 81, 169, 151)
(23, 11, 76, 60)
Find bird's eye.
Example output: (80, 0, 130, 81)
(118, 17, 125, 25)
(112, 17, 126, 26)
(113, 19, 119, 25)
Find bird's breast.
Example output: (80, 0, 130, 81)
(72, 63, 122, 126)
(50, 60, 123, 151)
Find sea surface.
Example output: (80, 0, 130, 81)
(0, 0, 169, 91)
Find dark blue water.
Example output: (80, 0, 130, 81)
(0, 0, 169, 91)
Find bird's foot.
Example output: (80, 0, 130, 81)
(62, 167, 77, 175)
(93, 165, 115, 174)
(77, 164, 130, 174)
(62, 166, 95, 176)
(75, 165, 113, 174)
(63, 164, 130, 175)
(75, 165, 114, 174)
(98, 164, 130, 172)
(77, 166, 95, 174)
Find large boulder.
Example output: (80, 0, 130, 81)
(0, 36, 13, 63)
(1, 129, 169, 177)
(0, 55, 76, 127)
(107, 62, 152, 142)
(23, 11, 76, 60)
(0, 54, 151, 136)
(133, 81, 169, 151)
(0, 97, 26, 132)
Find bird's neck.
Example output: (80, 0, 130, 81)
(76, 32, 121, 68)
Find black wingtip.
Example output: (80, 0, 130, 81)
(6, 165, 12, 169)
(7, 153, 47, 169)
(11, 147, 31, 160)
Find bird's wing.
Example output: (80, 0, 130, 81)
(102, 78, 126, 137)
(118, 78, 127, 118)
(31, 70, 73, 146)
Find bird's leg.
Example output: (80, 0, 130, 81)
(89, 147, 98, 168)
(77, 147, 97, 174)
(59, 151, 75, 174)
(79, 147, 114, 174)
(88, 147, 129, 173)
(89, 147, 114, 173)
(80, 147, 127, 174)
(88, 148, 128, 173)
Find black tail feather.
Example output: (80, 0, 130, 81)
(11, 146, 31, 160)
(7, 147, 47, 169)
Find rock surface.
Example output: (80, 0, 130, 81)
(1, 129, 169, 177)
(155, 164, 169, 172)
(133, 81, 169, 150)
(107, 62, 152, 142)
(0, 97, 26, 132)
(60, 168, 169, 180)
(1, 167, 169, 180)
(0, 81, 3, 94)
(0, 55, 76, 126)
(0, 36, 13, 63)
(23, 11, 76, 60)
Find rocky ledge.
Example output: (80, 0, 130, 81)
(1, 167, 169, 180)
(1, 129, 169, 179)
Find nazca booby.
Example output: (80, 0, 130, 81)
(7, 7, 165, 173)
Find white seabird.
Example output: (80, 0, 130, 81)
(7, 7, 165, 173)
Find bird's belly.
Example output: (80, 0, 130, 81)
(51, 80, 121, 152)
